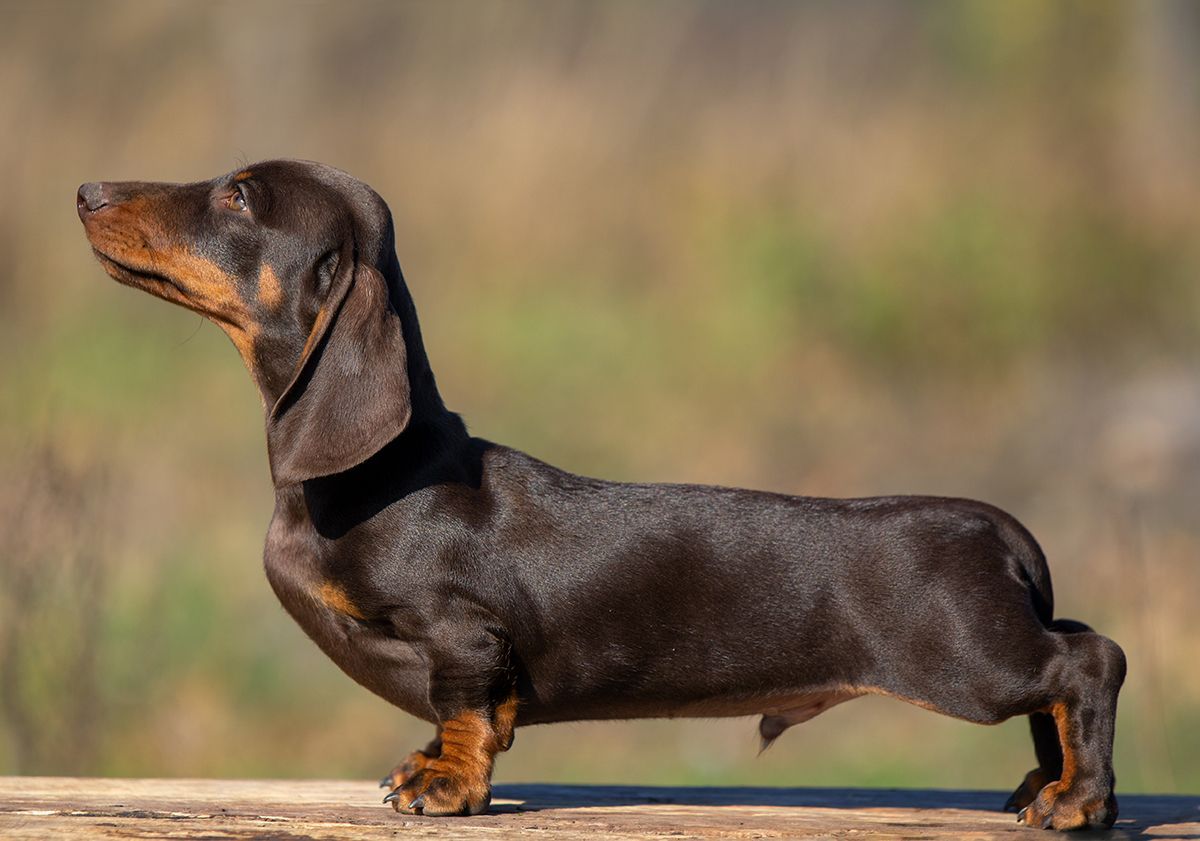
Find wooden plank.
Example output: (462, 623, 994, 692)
(0, 778, 1196, 839)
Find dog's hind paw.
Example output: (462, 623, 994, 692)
(1005, 767, 1052, 812)
(1016, 780, 1117, 831)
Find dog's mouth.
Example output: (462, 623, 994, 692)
(90, 246, 194, 307)
(80, 194, 251, 336)
(89, 243, 252, 339)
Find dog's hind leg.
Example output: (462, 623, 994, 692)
(862, 605, 1123, 831)
(1016, 627, 1126, 831)
(1004, 619, 1093, 814)
(1005, 711, 1062, 813)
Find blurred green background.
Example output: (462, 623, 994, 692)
(1, 0, 1197, 794)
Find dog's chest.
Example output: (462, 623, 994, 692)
(262, 495, 436, 723)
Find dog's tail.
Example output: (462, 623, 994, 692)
(1002, 517, 1098, 637)
(998, 512, 1055, 628)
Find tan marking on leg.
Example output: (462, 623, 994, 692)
(493, 691, 519, 751)
(1050, 701, 1077, 786)
(388, 729, 443, 788)
(389, 709, 500, 816)
(383, 736, 440, 790)
(438, 711, 496, 777)
(1019, 701, 1089, 829)
(315, 581, 366, 620)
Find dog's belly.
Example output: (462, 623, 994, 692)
(517, 684, 860, 729)
(668, 688, 861, 721)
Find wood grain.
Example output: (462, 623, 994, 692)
(0, 778, 1196, 839)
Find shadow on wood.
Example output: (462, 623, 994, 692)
(496, 782, 1019, 811)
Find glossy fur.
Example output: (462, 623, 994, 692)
(77, 161, 1126, 828)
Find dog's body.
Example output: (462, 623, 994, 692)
(276, 445, 1055, 732)
(78, 160, 1125, 830)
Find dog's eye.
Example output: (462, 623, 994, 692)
(225, 184, 249, 212)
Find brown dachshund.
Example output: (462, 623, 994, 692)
(77, 160, 1125, 830)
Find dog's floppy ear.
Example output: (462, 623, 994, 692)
(266, 260, 410, 485)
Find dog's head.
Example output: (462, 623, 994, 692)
(77, 160, 423, 485)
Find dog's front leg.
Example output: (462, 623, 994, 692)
(383, 631, 517, 817)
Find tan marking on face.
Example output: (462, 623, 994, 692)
(153, 248, 248, 322)
(81, 194, 265, 378)
(258, 263, 284, 311)
(144, 245, 262, 375)
(234, 170, 253, 181)
(316, 581, 366, 620)
(83, 196, 249, 322)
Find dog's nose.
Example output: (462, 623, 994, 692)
(77, 182, 110, 216)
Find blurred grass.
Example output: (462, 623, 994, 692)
(1, 0, 1198, 794)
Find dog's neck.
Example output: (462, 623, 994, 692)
(255, 261, 476, 503)
(295, 409, 483, 538)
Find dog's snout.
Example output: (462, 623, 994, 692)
(77, 182, 110, 216)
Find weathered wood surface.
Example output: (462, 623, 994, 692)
(0, 778, 1197, 840)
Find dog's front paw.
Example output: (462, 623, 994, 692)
(1016, 780, 1117, 831)
(379, 748, 436, 790)
(384, 766, 491, 817)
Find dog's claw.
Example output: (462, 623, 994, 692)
(383, 790, 399, 805)
(410, 795, 425, 811)
(380, 775, 392, 789)
(1017, 806, 1054, 829)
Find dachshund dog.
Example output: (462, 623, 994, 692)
(77, 160, 1125, 830)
